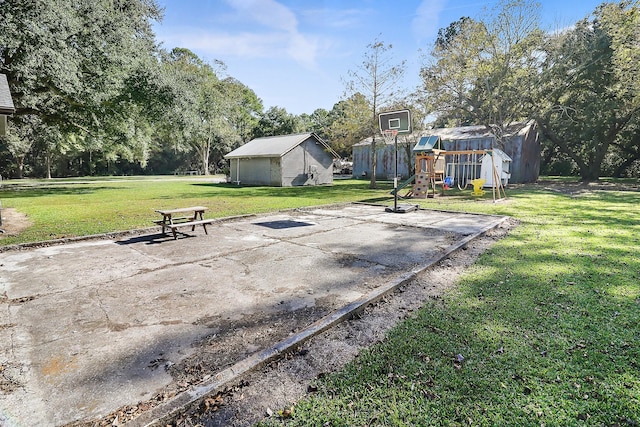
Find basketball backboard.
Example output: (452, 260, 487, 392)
(378, 109, 411, 134)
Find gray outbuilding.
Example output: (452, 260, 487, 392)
(353, 122, 540, 184)
(225, 133, 334, 187)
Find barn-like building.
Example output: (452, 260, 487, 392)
(353, 122, 540, 184)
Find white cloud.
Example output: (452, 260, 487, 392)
(287, 33, 320, 67)
(158, 29, 324, 68)
(301, 7, 373, 29)
(226, 0, 298, 33)
(159, 31, 286, 58)
(215, 0, 321, 67)
(411, 0, 448, 42)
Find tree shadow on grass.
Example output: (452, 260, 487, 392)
(0, 185, 123, 199)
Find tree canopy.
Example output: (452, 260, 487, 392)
(535, 0, 640, 180)
(1, 0, 163, 176)
(420, 0, 543, 145)
(344, 38, 406, 188)
(420, 0, 640, 181)
(1, 0, 640, 180)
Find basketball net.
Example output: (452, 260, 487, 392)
(381, 129, 398, 145)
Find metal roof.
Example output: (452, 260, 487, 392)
(225, 133, 329, 159)
(0, 74, 15, 115)
(424, 122, 533, 141)
(353, 122, 534, 147)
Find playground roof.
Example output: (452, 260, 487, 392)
(413, 135, 443, 153)
(225, 133, 330, 159)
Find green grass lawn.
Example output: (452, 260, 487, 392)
(256, 180, 639, 426)
(1, 176, 639, 425)
(0, 176, 390, 246)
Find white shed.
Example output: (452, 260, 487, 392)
(480, 148, 512, 187)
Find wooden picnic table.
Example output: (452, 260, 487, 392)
(154, 206, 213, 239)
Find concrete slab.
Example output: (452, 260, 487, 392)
(0, 204, 508, 426)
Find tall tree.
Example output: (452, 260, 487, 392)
(253, 106, 303, 138)
(219, 77, 263, 145)
(327, 93, 371, 158)
(162, 48, 221, 175)
(0, 0, 163, 176)
(345, 37, 406, 188)
(420, 0, 543, 145)
(298, 108, 332, 142)
(161, 49, 262, 175)
(535, 0, 640, 181)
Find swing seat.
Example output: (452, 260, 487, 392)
(471, 178, 486, 196)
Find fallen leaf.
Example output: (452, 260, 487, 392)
(279, 406, 294, 419)
(200, 395, 223, 413)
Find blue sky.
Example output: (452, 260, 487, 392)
(153, 0, 605, 115)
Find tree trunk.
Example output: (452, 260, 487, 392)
(198, 141, 210, 176)
(580, 163, 602, 182)
(46, 148, 52, 179)
(17, 156, 24, 179)
(369, 136, 377, 189)
(202, 153, 209, 175)
(369, 102, 377, 189)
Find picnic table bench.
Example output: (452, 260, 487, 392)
(154, 206, 216, 239)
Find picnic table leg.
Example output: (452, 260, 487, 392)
(163, 214, 171, 235)
(192, 210, 204, 231)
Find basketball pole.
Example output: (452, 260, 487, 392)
(393, 132, 398, 212)
(379, 109, 418, 214)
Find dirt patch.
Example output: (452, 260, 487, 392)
(79, 219, 514, 427)
(0, 208, 32, 237)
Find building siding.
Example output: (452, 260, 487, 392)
(353, 126, 540, 184)
(228, 135, 333, 187)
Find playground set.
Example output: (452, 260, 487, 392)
(379, 110, 509, 204)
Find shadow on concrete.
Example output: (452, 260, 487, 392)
(116, 232, 200, 245)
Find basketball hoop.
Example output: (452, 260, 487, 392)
(381, 129, 398, 145)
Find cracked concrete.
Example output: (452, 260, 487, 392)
(0, 204, 507, 426)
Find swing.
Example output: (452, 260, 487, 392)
(465, 151, 481, 189)
(457, 153, 469, 190)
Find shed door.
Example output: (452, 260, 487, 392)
(270, 158, 281, 186)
